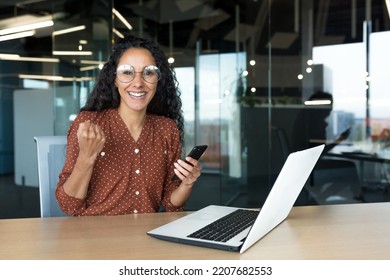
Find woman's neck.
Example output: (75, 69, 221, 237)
(118, 107, 147, 141)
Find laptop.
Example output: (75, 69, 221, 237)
(147, 144, 325, 253)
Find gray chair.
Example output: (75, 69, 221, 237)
(34, 136, 67, 217)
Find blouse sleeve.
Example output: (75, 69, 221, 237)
(55, 112, 90, 216)
(160, 120, 184, 212)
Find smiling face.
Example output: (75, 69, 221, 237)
(115, 48, 158, 115)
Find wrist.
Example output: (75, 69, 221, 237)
(180, 181, 194, 189)
(75, 153, 97, 169)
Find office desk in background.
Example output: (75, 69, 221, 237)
(326, 147, 390, 188)
(326, 151, 389, 163)
(1, 203, 389, 260)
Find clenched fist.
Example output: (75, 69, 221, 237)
(77, 120, 106, 160)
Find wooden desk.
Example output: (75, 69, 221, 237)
(1, 203, 389, 260)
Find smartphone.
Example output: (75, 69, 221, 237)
(171, 145, 208, 181)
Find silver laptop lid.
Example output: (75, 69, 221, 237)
(240, 144, 325, 253)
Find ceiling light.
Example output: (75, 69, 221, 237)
(80, 65, 100, 71)
(112, 8, 132, 30)
(0, 54, 19, 59)
(0, 20, 53, 36)
(0, 53, 59, 63)
(386, 0, 390, 18)
(304, 100, 332, 106)
(113, 28, 124, 38)
(52, 51, 93, 56)
(52, 25, 86, 36)
(0, 30, 35, 42)
(18, 74, 94, 82)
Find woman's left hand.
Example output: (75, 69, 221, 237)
(173, 157, 202, 185)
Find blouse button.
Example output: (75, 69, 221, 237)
(134, 209, 138, 214)
(135, 169, 140, 174)
(135, 149, 139, 154)
(135, 191, 140, 195)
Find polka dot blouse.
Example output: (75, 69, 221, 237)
(55, 109, 183, 216)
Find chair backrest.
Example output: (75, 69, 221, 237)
(34, 136, 67, 218)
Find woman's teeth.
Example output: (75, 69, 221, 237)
(129, 92, 146, 98)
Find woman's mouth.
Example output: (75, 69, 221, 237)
(128, 91, 146, 98)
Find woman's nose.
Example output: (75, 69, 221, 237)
(132, 72, 144, 86)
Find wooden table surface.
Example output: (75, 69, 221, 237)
(1, 202, 389, 260)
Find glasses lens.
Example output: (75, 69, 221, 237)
(143, 65, 160, 83)
(116, 65, 134, 83)
(116, 65, 160, 83)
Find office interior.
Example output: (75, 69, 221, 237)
(1, 0, 390, 219)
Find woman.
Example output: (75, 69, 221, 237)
(55, 35, 202, 216)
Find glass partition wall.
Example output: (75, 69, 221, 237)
(1, 0, 389, 216)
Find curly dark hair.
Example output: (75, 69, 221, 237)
(81, 35, 184, 146)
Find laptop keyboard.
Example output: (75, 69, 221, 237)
(187, 209, 259, 243)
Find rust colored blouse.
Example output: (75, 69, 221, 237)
(55, 109, 183, 216)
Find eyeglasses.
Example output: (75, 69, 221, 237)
(116, 65, 161, 84)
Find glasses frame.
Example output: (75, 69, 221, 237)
(115, 64, 161, 84)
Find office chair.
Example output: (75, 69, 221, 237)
(34, 136, 68, 218)
(270, 126, 291, 172)
(308, 157, 361, 204)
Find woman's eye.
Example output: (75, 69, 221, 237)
(145, 70, 157, 76)
(123, 71, 134, 76)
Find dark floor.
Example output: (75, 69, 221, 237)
(1, 173, 390, 219)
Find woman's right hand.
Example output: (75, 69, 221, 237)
(76, 120, 106, 161)
(61, 120, 105, 199)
